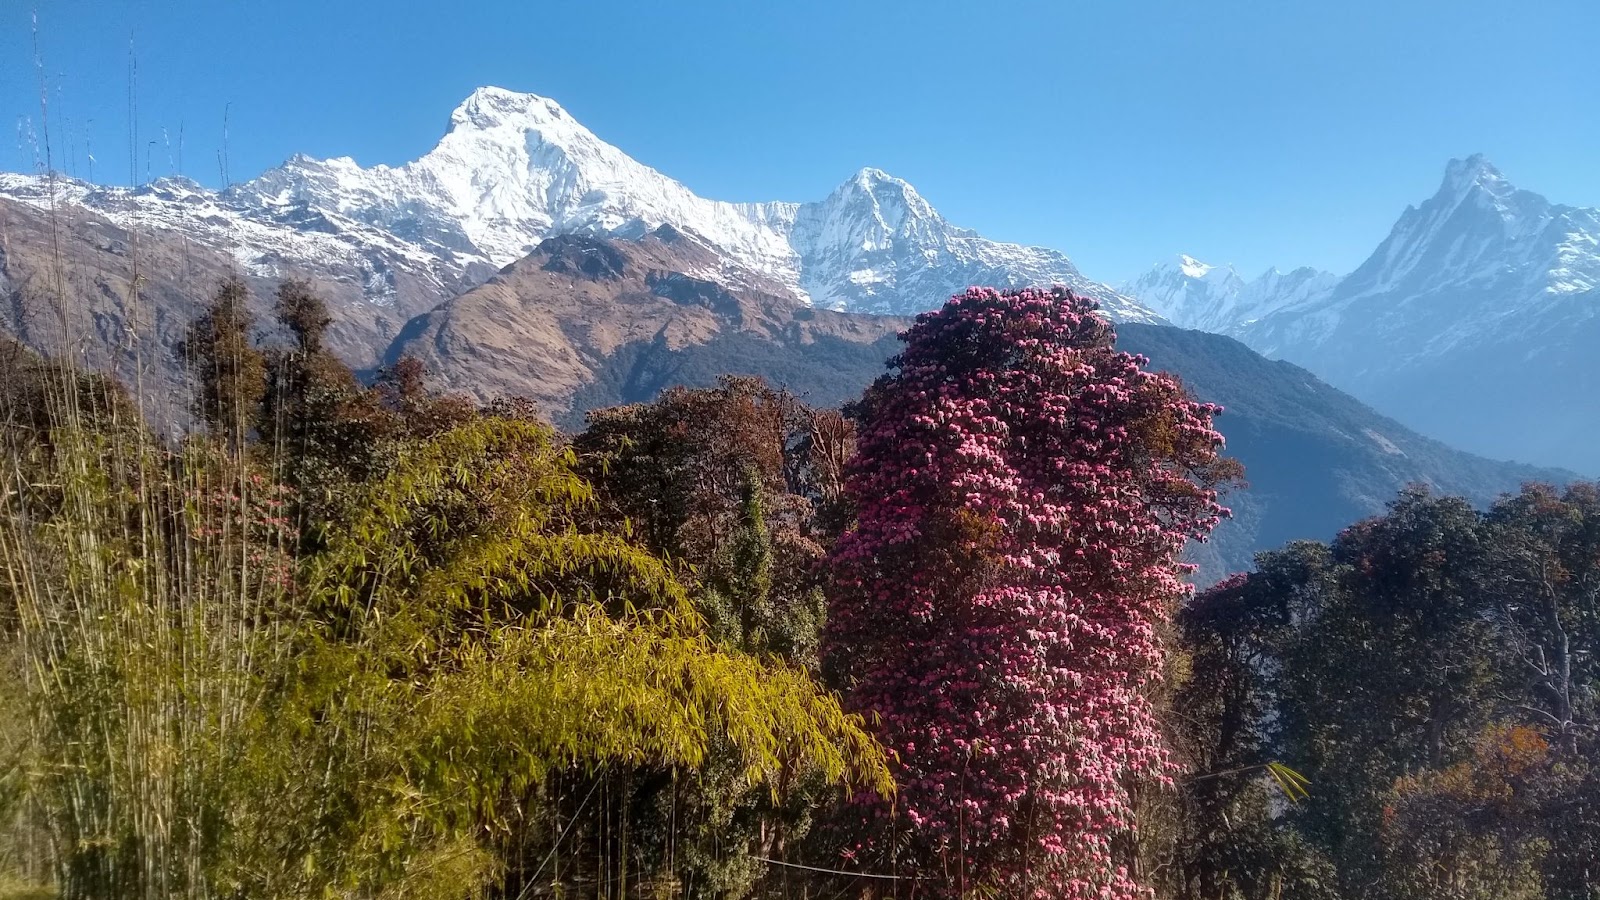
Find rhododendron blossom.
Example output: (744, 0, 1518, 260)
(825, 287, 1233, 899)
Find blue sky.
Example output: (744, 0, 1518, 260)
(3, 0, 1598, 283)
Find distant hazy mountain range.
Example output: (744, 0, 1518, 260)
(1120, 255, 1339, 334)
(1121, 156, 1600, 474)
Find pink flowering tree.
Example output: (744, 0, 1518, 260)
(824, 287, 1237, 898)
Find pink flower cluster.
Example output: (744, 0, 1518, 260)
(186, 471, 298, 593)
(825, 287, 1229, 899)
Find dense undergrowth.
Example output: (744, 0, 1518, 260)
(0, 279, 892, 900)
(0, 272, 1596, 900)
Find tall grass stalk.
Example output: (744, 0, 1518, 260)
(0, 371, 293, 899)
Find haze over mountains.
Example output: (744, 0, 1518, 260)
(1119, 256, 1339, 334)
(1122, 156, 1600, 475)
(0, 86, 1586, 576)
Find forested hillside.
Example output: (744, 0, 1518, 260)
(568, 313, 1568, 581)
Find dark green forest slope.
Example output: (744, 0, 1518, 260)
(569, 321, 1569, 580)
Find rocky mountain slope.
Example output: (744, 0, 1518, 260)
(384, 225, 903, 412)
(0, 177, 474, 376)
(0, 85, 1162, 423)
(0, 191, 460, 415)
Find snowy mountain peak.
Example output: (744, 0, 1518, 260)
(1121, 255, 1334, 333)
(0, 86, 1162, 324)
(449, 86, 571, 131)
(1426, 155, 1556, 231)
(817, 167, 942, 235)
(1178, 254, 1214, 278)
(1319, 155, 1595, 307)
(1221, 158, 1600, 472)
(1440, 153, 1509, 199)
(838, 167, 928, 207)
(436, 87, 606, 170)
(851, 166, 900, 187)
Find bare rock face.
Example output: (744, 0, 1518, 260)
(0, 195, 247, 417)
(0, 188, 903, 425)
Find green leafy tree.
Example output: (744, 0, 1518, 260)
(372, 355, 477, 439)
(1167, 544, 1339, 900)
(573, 379, 847, 897)
(1274, 488, 1500, 897)
(576, 377, 841, 666)
(1483, 483, 1600, 751)
(1171, 482, 1600, 900)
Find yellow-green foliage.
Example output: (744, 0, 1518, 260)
(310, 417, 688, 619)
(0, 407, 889, 900)
(416, 609, 889, 791)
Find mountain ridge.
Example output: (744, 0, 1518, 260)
(1237, 155, 1600, 473)
(1120, 255, 1338, 333)
(1, 86, 1160, 326)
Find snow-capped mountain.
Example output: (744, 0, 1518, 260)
(1234, 155, 1600, 473)
(1242, 155, 1600, 358)
(1120, 254, 1336, 333)
(774, 166, 1149, 317)
(228, 88, 799, 286)
(0, 169, 476, 312)
(0, 86, 1158, 325)
(1115, 157, 1600, 473)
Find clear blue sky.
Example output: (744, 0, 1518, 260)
(4, 0, 1598, 283)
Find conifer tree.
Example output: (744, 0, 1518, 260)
(698, 469, 772, 650)
(260, 280, 386, 507)
(180, 276, 266, 451)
